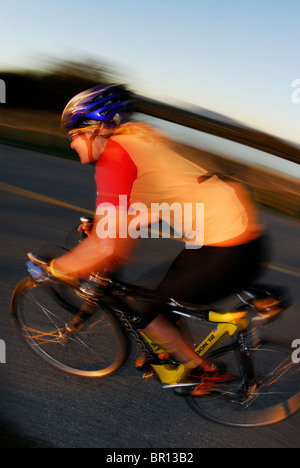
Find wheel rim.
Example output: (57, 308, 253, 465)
(12, 280, 128, 377)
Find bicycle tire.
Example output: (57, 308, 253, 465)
(186, 340, 300, 427)
(11, 277, 131, 378)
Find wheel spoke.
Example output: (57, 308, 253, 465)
(11, 279, 129, 377)
(186, 342, 300, 427)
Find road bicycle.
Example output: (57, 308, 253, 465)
(10, 222, 300, 428)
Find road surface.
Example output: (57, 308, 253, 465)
(0, 144, 300, 448)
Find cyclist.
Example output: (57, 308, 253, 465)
(48, 84, 268, 390)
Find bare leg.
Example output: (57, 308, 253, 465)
(143, 314, 214, 371)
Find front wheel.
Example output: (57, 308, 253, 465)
(186, 340, 300, 427)
(11, 278, 130, 378)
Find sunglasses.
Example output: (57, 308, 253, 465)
(68, 132, 83, 141)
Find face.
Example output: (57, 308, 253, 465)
(69, 131, 107, 164)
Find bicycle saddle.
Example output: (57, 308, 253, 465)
(168, 283, 292, 324)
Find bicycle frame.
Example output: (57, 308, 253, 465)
(13, 251, 298, 428)
(106, 294, 250, 386)
(149, 314, 250, 385)
(23, 251, 291, 390)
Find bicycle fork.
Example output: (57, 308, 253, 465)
(66, 299, 97, 332)
(65, 279, 103, 333)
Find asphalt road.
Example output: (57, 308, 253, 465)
(0, 144, 300, 448)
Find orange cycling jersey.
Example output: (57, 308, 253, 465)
(95, 125, 263, 247)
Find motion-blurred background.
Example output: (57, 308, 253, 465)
(0, 0, 299, 218)
(1, 1, 300, 449)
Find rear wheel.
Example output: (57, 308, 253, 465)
(11, 278, 130, 377)
(186, 340, 300, 427)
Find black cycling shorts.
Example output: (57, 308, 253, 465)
(115, 235, 269, 330)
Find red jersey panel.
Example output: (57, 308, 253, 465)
(95, 139, 137, 207)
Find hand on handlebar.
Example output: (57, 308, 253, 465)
(78, 217, 94, 238)
(26, 253, 79, 287)
(46, 258, 79, 287)
(26, 260, 45, 280)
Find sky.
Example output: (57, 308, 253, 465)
(0, 0, 299, 153)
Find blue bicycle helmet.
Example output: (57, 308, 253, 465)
(61, 84, 134, 131)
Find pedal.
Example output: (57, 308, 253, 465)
(135, 358, 152, 373)
(143, 369, 155, 380)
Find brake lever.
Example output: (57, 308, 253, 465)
(27, 252, 48, 267)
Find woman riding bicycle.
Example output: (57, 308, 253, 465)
(48, 84, 268, 388)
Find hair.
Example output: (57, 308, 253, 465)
(111, 122, 170, 145)
(69, 121, 171, 147)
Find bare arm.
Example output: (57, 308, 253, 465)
(51, 211, 134, 278)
